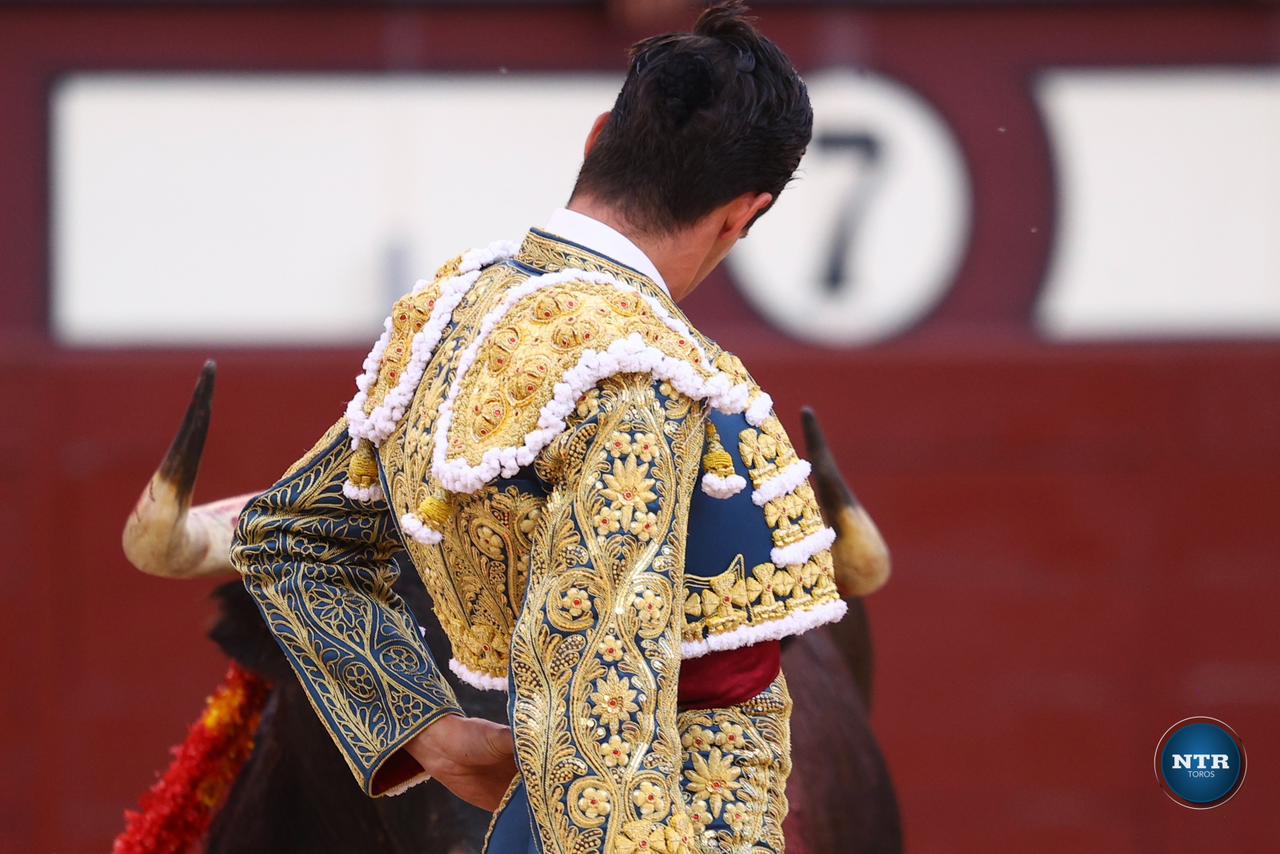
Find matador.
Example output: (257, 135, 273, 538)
(230, 4, 843, 851)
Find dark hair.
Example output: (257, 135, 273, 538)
(571, 1, 812, 234)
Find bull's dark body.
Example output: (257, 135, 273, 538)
(205, 567, 901, 853)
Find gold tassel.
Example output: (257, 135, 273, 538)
(702, 423, 735, 477)
(416, 490, 452, 529)
(347, 440, 379, 488)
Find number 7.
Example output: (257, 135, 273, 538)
(817, 132, 883, 294)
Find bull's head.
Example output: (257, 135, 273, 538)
(121, 361, 252, 579)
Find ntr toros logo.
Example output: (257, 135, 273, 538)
(1155, 717, 1247, 809)
(1169, 753, 1231, 775)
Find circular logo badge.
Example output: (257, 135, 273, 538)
(1154, 717, 1246, 809)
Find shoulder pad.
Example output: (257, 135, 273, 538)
(346, 240, 518, 448)
(432, 270, 752, 493)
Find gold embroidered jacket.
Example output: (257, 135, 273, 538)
(231, 230, 844, 845)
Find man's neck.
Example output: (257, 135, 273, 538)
(566, 197, 709, 302)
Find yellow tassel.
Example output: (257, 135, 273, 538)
(702, 423, 735, 476)
(348, 440, 379, 487)
(416, 491, 452, 529)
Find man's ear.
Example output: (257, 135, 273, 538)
(722, 191, 774, 239)
(584, 112, 611, 158)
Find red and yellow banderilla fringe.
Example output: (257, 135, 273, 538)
(112, 662, 270, 854)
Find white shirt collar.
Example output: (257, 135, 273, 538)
(543, 208, 669, 296)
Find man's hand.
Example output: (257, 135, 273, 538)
(407, 715, 517, 811)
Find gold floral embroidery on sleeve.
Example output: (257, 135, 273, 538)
(675, 675, 793, 853)
(509, 374, 706, 853)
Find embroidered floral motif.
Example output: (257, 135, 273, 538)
(617, 821, 667, 854)
(723, 803, 750, 832)
(664, 814, 699, 853)
(674, 676, 793, 853)
(595, 507, 623, 536)
(578, 786, 612, 820)
(684, 748, 741, 817)
(632, 432, 662, 462)
(689, 799, 713, 829)
(599, 635, 625, 662)
(681, 726, 715, 753)
(606, 431, 636, 456)
(633, 589, 667, 628)
(590, 669, 642, 734)
(600, 455, 659, 530)
(561, 587, 593, 619)
(459, 624, 505, 673)
(715, 723, 747, 751)
(632, 780, 668, 818)
(630, 511, 661, 541)
(737, 429, 781, 474)
(601, 734, 633, 768)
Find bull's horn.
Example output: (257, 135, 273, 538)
(801, 407, 891, 597)
(122, 362, 249, 579)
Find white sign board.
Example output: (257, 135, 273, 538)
(1035, 68, 1280, 339)
(53, 74, 620, 345)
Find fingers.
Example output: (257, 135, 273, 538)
(483, 722, 515, 761)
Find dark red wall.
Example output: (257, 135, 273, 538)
(1, 4, 1277, 852)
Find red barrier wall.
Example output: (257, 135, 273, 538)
(1, 3, 1277, 852)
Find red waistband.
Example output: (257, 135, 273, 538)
(676, 640, 780, 711)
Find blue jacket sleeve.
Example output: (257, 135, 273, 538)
(230, 419, 462, 796)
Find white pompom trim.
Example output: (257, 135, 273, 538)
(770, 525, 837, 568)
(745, 391, 774, 427)
(460, 240, 520, 276)
(701, 472, 746, 498)
(346, 267, 483, 447)
(751, 459, 812, 507)
(681, 597, 848, 659)
(345, 239, 517, 449)
(347, 316, 393, 432)
(342, 479, 384, 503)
(399, 512, 443, 546)
(432, 267, 752, 494)
(449, 658, 508, 692)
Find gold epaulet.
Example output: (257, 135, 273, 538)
(434, 276, 716, 492)
(342, 239, 521, 509)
